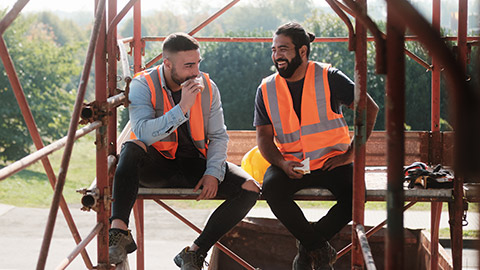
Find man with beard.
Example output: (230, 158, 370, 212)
(109, 32, 260, 269)
(254, 22, 378, 270)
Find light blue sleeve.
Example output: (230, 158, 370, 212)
(128, 77, 188, 146)
(203, 80, 228, 182)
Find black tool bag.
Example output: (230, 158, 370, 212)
(404, 163, 454, 189)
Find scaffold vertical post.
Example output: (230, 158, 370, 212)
(450, 1, 469, 269)
(429, 1, 442, 269)
(133, 0, 142, 73)
(385, 1, 406, 269)
(352, 0, 367, 268)
(95, 0, 109, 268)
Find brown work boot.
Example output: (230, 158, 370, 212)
(292, 240, 312, 270)
(173, 247, 207, 270)
(108, 229, 137, 265)
(310, 241, 337, 270)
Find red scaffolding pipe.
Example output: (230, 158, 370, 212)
(56, 223, 103, 270)
(124, 35, 479, 44)
(0, 19, 94, 270)
(154, 199, 257, 270)
(0, 0, 29, 35)
(0, 121, 101, 181)
(429, 1, 442, 270)
(385, 1, 406, 269)
(133, 0, 142, 73)
(36, 0, 106, 268)
(325, 0, 356, 51)
(145, 0, 241, 68)
(94, 0, 109, 267)
(132, 2, 143, 268)
(351, 0, 368, 268)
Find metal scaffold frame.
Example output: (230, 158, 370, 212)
(0, 0, 479, 269)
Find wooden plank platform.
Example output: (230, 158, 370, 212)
(137, 172, 465, 202)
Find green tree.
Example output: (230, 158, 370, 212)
(201, 0, 313, 35)
(0, 13, 81, 162)
(35, 11, 87, 46)
(200, 31, 274, 130)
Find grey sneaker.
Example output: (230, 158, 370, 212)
(292, 240, 312, 270)
(173, 247, 207, 270)
(310, 241, 337, 270)
(109, 229, 137, 265)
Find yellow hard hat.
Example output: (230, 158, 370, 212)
(241, 146, 270, 184)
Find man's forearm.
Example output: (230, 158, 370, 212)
(257, 134, 284, 168)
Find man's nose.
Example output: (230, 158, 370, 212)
(192, 65, 200, 77)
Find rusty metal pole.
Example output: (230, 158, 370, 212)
(107, 0, 118, 181)
(449, 1, 468, 269)
(133, 0, 142, 73)
(132, 2, 145, 269)
(36, 0, 106, 268)
(0, 29, 93, 270)
(429, 1, 442, 269)
(385, 1, 406, 269)
(431, 0, 441, 133)
(0, 0, 29, 35)
(94, 0, 109, 268)
(145, 0, 241, 68)
(133, 200, 145, 270)
(457, 0, 468, 69)
(352, 0, 367, 268)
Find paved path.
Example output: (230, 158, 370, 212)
(0, 202, 478, 269)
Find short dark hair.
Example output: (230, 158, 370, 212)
(162, 32, 199, 57)
(275, 22, 315, 58)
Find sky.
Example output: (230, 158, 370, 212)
(0, 0, 249, 13)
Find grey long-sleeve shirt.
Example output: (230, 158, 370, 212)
(128, 65, 228, 182)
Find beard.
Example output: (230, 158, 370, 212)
(275, 49, 302, 79)
(171, 65, 196, 86)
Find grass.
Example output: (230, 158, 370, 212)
(0, 133, 96, 208)
(437, 228, 479, 239)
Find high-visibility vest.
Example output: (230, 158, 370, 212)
(261, 61, 351, 170)
(130, 65, 213, 159)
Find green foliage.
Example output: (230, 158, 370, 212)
(35, 11, 87, 46)
(0, 134, 96, 207)
(0, 12, 82, 162)
(200, 31, 274, 130)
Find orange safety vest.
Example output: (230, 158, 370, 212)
(261, 61, 351, 170)
(130, 66, 213, 159)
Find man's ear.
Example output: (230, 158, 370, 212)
(163, 57, 172, 70)
(299, 45, 308, 58)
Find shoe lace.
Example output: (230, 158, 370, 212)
(192, 252, 208, 268)
(109, 231, 123, 246)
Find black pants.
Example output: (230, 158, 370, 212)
(262, 163, 353, 251)
(110, 142, 259, 254)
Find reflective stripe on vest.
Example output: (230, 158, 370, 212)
(261, 61, 350, 170)
(130, 66, 213, 158)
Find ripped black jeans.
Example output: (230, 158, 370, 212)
(110, 141, 259, 254)
(262, 163, 353, 251)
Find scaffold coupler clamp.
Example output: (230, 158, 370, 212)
(77, 187, 100, 212)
